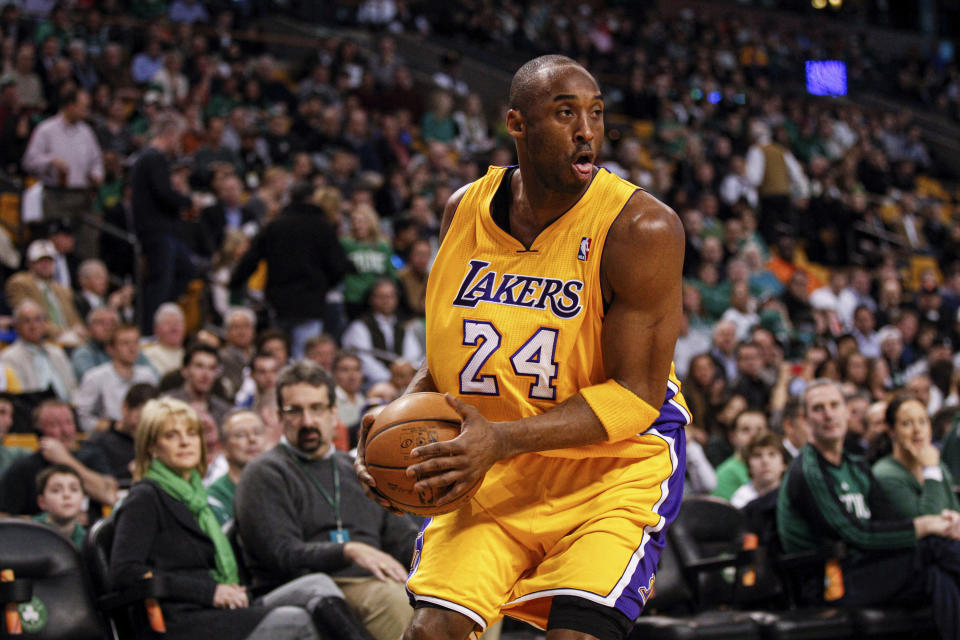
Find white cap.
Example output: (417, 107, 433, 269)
(26, 239, 56, 262)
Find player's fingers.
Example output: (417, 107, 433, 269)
(407, 454, 466, 478)
(413, 468, 463, 492)
(363, 483, 397, 510)
(410, 437, 465, 459)
(355, 460, 376, 485)
(434, 478, 475, 506)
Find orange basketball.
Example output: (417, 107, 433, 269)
(365, 392, 481, 516)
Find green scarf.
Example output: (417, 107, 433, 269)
(144, 460, 239, 585)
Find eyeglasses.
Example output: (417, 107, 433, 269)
(279, 403, 334, 421)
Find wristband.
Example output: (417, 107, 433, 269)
(922, 466, 944, 482)
(580, 379, 660, 442)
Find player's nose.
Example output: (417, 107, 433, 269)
(574, 114, 595, 142)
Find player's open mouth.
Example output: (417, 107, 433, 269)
(572, 153, 593, 178)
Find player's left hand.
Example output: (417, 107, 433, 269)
(406, 394, 506, 507)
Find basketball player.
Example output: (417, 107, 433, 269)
(356, 55, 689, 640)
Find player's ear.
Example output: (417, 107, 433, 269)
(506, 109, 524, 138)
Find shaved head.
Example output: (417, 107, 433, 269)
(509, 55, 586, 115)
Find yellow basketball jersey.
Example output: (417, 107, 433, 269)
(425, 166, 689, 459)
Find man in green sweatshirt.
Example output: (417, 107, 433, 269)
(777, 379, 960, 638)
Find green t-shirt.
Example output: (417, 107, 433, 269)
(32, 512, 86, 548)
(340, 238, 396, 305)
(872, 456, 959, 519)
(712, 455, 749, 501)
(207, 474, 236, 525)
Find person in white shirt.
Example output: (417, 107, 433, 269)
(837, 267, 876, 330)
(21, 88, 104, 259)
(74, 324, 158, 432)
(720, 281, 760, 343)
(719, 155, 758, 210)
(809, 270, 848, 315)
(730, 432, 789, 508)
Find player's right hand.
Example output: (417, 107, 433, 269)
(354, 409, 405, 515)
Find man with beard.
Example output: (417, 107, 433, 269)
(234, 360, 415, 640)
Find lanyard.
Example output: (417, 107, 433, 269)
(284, 445, 343, 532)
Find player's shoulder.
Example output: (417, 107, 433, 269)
(609, 189, 684, 251)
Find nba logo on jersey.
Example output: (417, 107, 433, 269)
(578, 237, 592, 261)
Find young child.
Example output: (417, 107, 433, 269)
(33, 464, 87, 547)
(730, 432, 789, 508)
(712, 409, 769, 500)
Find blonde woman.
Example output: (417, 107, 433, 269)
(110, 398, 371, 640)
(340, 204, 395, 319)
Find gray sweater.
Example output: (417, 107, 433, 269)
(235, 444, 418, 591)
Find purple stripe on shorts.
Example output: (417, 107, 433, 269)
(405, 516, 432, 606)
(612, 424, 686, 621)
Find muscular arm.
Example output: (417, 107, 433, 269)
(396, 183, 467, 397)
(408, 191, 685, 502)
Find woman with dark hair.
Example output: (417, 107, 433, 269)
(872, 395, 960, 519)
(839, 351, 869, 392)
(110, 397, 373, 640)
(682, 352, 725, 445)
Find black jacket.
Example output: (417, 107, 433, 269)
(230, 203, 349, 320)
(110, 480, 268, 640)
(129, 147, 193, 237)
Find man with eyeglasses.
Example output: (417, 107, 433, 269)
(163, 342, 231, 428)
(207, 409, 267, 525)
(235, 360, 416, 640)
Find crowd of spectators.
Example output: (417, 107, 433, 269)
(0, 0, 959, 635)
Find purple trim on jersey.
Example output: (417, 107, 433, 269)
(612, 425, 687, 620)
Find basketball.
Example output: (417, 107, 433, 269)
(365, 392, 481, 516)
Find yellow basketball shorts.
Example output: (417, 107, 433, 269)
(405, 426, 686, 631)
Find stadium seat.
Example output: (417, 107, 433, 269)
(82, 515, 176, 640)
(631, 537, 762, 640)
(669, 497, 853, 640)
(0, 517, 108, 639)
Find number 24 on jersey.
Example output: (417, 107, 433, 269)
(459, 320, 559, 400)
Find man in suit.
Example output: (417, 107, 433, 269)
(72, 258, 135, 324)
(199, 173, 257, 257)
(341, 278, 423, 385)
(0, 300, 76, 401)
(5, 239, 84, 344)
